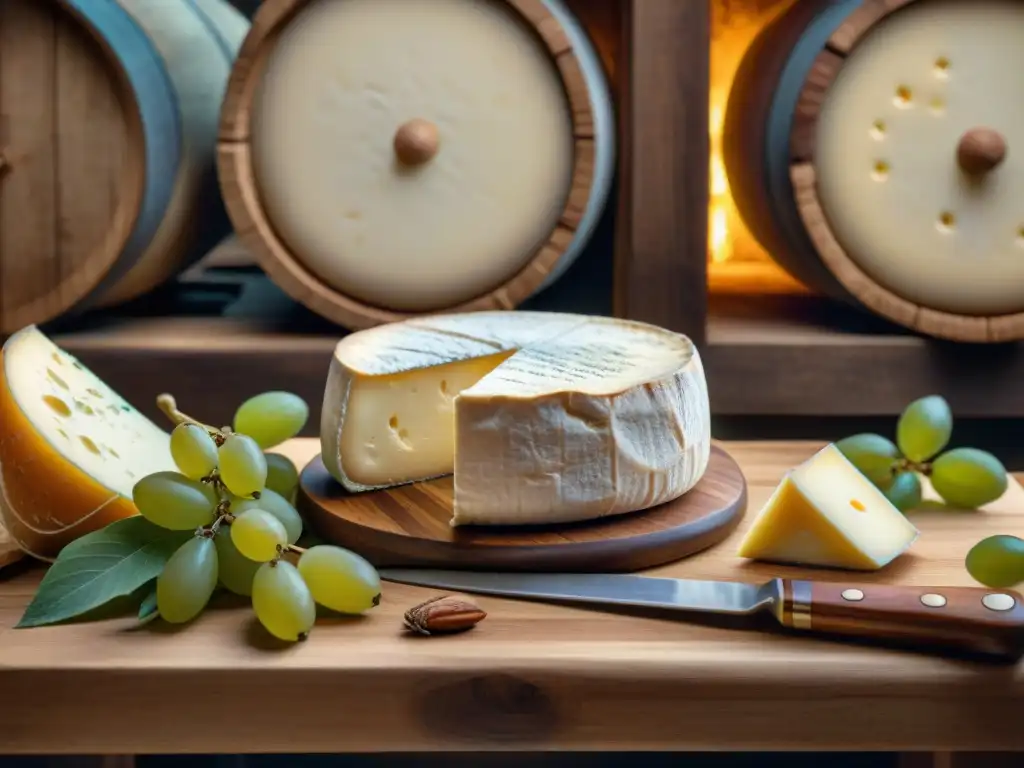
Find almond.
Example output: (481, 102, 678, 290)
(404, 594, 487, 636)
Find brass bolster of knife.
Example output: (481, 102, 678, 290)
(777, 579, 1024, 658)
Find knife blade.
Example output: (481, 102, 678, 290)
(380, 568, 1024, 659)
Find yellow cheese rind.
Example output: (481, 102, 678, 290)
(0, 517, 24, 570)
(736, 444, 919, 571)
(0, 326, 174, 561)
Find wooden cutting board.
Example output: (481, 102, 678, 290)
(297, 444, 748, 572)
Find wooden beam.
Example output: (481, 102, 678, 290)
(614, 0, 710, 344)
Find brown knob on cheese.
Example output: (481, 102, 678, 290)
(957, 127, 1007, 176)
(393, 118, 440, 166)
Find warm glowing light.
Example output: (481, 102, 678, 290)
(707, 0, 810, 294)
(708, 104, 732, 264)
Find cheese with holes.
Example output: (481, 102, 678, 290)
(0, 326, 175, 560)
(737, 444, 919, 570)
(815, 0, 1024, 315)
(320, 311, 711, 526)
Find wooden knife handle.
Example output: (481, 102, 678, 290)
(778, 579, 1024, 658)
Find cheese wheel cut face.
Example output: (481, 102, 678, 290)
(321, 311, 712, 527)
(0, 326, 175, 559)
(250, 0, 575, 312)
(814, 0, 1024, 315)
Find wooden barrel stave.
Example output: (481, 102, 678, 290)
(532, 0, 615, 296)
(724, 0, 1024, 342)
(62, 0, 184, 312)
(0, 0, 178, 334)
(0, 0, 248, 335)
(89, 0, 250, 308)
(724, 0, 860, 301)
(218, 0, 615, 331)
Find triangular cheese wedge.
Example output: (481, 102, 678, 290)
(737, 443, 920, 570)
(0, 326, 175, 561)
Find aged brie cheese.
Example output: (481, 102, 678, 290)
(0, 326, 175, 560)
(737, 444, 920, 570)
(250, 0, 575, 313)
(815, 0, 1024, 315)
(320, 311, 711, 526)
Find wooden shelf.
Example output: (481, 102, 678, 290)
(31, 282, 1024, 427)
(705, 296, 1024, 416)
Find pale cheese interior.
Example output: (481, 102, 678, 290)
(249, 0, 575, 312)
(737, 444, 919, 570)
(815, 0, 1024, 314)
(3, 328, 174, 500)
(341, 352, 512, 486)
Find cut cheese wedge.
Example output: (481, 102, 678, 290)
(320, 311, 711, 526)
(0, 326, 175, 560)
(0, 518, 23, 570)
(736, 443, 920, 570)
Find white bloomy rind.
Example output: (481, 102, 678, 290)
(320, 311, 711, 527)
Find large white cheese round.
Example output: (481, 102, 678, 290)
(249, 0, 575, 312)
(321, 311, 711, 527)
(814, 0, 1024, 316)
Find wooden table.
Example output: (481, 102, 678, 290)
(1, 439, 1023, 761)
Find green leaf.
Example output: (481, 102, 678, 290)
(16, 516, 191, 628)
(137, 582, 159, 625)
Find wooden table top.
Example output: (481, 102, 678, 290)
(2, 438, 1023, 755)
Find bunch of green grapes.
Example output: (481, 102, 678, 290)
(835, 395, 1008, 513)
(133, 391, 382, 641)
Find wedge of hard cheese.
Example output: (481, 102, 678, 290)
(0, 326, 175, 560)
(737, 444, 920, 570)
(0, 518, 23, 570)
(320, 311, 711, 526)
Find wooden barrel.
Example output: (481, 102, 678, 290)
(724, 0, 1024, 343)
(0, 0, 250, 335)
(218, 0, 615, 331)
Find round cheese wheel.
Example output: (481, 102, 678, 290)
(815, 0, 1024, 317)
(220, 0, 613, 328)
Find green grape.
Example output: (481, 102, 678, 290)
(835, 433, 900, 488)
(930, 447, 1008, 509)
(231, 508, 288, 562)
(233, 391, 309, 450)
(297, 545, 381, 614)
(265, 453, 299, 502)
(965, 535, 1024, 588)
(156, 536, 219, 623)
(881, 471, 922, 512)
(215, 528, 261, 596)
(170, 423, 219, 480)
(251, 560, 316, 641)
(132, 471, 218, 530)
(896, 395, 953, 462)
(231, 489, 303, 544)
(218, 434, 267, 498)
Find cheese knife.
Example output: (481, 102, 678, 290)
(380, 568, 1024, 659)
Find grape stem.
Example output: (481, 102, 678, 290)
(209, 513, 307, 556)
(156, 393, 230, 444)
(896, 458, 933, 476)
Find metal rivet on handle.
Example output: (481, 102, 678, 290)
(982, 593, 1016, 612)
(841, 589, 865, 602)
(920, 593, 947, 608)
